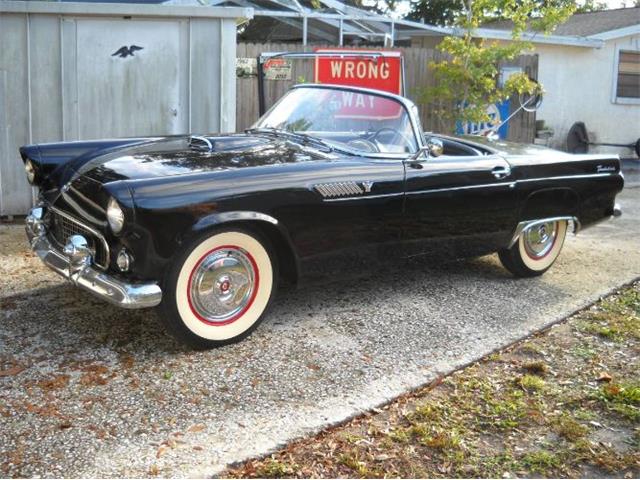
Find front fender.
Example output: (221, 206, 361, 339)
(123, 206, 301, 283)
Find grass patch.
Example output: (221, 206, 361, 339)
(571, 344, 598, 359)
(517, 374, 546, 392)
(596, 381, 640, 420)
(521, 450, 561, 473)
(341, 433, 363, 444)
(338, 453, 382, 478)
(554, 414, 589, 441)
(254, 458, 297, 478)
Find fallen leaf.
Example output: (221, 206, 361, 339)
(36, 374, 70, 391)
(156, 445, 168, 458)
(0, 365, 25, 376)
(597, 372, 612, 382)
(188, 424, 206, 433)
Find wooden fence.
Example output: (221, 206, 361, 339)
(236, 42, 538, 143)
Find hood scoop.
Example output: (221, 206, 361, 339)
(189, 136, 214, 152)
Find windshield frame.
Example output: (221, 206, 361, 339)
(253, 84, 425, 159)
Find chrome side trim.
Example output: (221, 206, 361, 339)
(50, 206, 111, 270)
(323, 192, 403, 202)
(406, 181, 516, 196)
(213, 211, 279, 225)
(323, 181, 515, 202)
(322, 172, 616, 203)
(508, 216, 580, 248)
(517, 172, 616, 183)
(26, 210, 161, 309)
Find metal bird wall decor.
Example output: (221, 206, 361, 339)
(111, 45, 144, 58)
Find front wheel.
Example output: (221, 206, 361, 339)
(499, 220, 568, 277)
(158, 227, 277, 349)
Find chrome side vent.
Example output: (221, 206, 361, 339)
(189, 136, 213, 152)
(315, 182, 364, 198)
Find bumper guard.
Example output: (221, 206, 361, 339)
(26, 207, 162, 309)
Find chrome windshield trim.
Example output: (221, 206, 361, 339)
(259, 84, 425, 158)
(50, 206, 110, 270)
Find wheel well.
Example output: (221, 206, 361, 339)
(221, 220, 299, 285)
(520, 188, 580, 220)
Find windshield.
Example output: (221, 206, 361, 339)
(253, 87, 419, 155)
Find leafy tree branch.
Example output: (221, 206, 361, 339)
(422, 0, 575, 130)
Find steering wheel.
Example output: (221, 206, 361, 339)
(367, 127, 414, 152)
(347, 138, 379, 153)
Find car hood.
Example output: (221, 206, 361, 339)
(70, 134, 332, 184)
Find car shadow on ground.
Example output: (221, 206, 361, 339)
(1, 252, 534, 357)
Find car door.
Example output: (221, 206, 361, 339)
(280, 155, 406, 280)
(402, 151, 519, 259)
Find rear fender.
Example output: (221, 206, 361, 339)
(520, 188, 580, 221)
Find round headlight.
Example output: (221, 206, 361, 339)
(107, 197, 125, 234)
(25, 159, 36, 184)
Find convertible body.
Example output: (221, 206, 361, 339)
(21, 84, 624, 347)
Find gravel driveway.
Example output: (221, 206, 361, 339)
(1, 182, 639, 478)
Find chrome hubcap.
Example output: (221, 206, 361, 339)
(523, 221, 557, 259)
(189, 247, 256, 323)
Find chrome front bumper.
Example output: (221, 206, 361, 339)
(26, 207, 162, 309)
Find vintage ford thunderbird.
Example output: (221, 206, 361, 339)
(21, 84, 623, 348)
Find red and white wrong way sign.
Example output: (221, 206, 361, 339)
(328, 89, 403, 120)
(314, 49, 403, 95)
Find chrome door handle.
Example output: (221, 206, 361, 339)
(492, 166, 511, 179)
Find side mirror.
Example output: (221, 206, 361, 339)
(426, 138, 444, 157)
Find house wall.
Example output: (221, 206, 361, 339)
(534, 34, 640, 156)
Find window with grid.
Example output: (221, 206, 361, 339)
(616, 50, 640, 99)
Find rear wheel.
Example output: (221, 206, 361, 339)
(499, 220, 568, 277)
(158, 227, 277, 349)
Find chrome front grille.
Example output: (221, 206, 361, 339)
(48, 209, 110, 270)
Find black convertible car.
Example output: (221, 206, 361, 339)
(21, 84, 623, 348)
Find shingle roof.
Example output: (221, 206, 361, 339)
(484, 7, 640, 37)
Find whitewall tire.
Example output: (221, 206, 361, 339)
(159, 227, 277, 348)
(499, 220, 568, 277)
